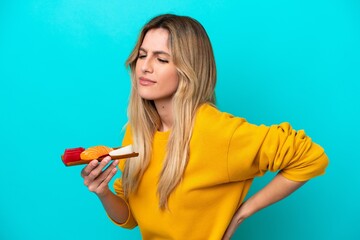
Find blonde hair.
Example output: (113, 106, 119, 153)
(122, 14, 217, 208)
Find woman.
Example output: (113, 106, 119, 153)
(81, 14, 329, 239)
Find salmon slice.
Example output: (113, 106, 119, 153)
(80, 146, 113, 160)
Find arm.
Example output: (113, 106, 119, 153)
(222, 174, 306, 240)
(223, 121, 328, 239)
(97, 188, 130, 224)
(81, 157, 129, 224)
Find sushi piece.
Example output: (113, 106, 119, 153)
(61, 145, 138, 166)
(80, 146, 113, 160)
(62, 147, 85, 166)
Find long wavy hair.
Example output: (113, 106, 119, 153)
(122, 14, 217, 209)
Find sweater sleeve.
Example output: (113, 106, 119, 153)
(227, 122, 329, 182)
(110, 124, 138, 229)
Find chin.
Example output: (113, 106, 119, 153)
(137, 90, 175, 103)
(138, 93, 156, 101)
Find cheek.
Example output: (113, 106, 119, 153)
(134, 62, 141, 77)
(166, 71, 179, 92)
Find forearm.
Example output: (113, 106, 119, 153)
(97, 188, 130, 224)
(239, 173, 307, 219)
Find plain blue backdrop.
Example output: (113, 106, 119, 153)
(1, 0, 359, 239)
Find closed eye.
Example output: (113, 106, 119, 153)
(158, 58, 169, 63)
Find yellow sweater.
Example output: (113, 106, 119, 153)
(111, 104, 328, 240)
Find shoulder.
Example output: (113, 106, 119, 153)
(193, 103, 247, 139)
(195, 104, 246, 129)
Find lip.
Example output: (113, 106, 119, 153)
(139, 77, 156, 86)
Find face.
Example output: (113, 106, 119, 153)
(135, 28, 179, 104)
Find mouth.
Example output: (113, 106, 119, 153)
(139, 77, 156, 86)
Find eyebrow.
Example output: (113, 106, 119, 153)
(139, 47, 171, 56)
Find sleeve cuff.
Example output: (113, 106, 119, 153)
(279, 152, 329, 182)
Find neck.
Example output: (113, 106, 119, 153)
(154, 99, 173, 132)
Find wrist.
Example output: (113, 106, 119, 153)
(96, 187, 112, 199)
(237, 200, 256, 220)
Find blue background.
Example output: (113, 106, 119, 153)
(1, 0, 359, 239)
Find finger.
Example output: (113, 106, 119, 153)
(90, 159, 118, 187)
(222, 219, 236, 239)
(81, 160, 99, 178)
(222, 227, 234, 240)
(88, 161, 118, 193)
(85, 156, 112, 181)
(222, 214, 243, 240)
(97, 167, 118, 193)
(103, 159, 119, 176)
(83, 158, 110, 186)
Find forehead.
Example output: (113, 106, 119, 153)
(140, 28, 170, 51)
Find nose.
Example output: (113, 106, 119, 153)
(141, 58, 153, 74)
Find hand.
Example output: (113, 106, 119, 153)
(222, 203, 248, 240)
(80, 156, 119, 197)
(222, 174, 306, 239)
